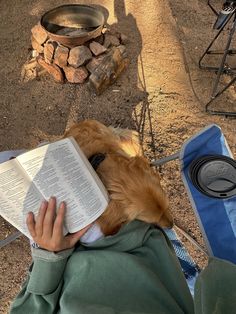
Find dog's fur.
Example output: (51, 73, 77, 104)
(64, 120, 173, 235)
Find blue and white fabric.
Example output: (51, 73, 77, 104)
(164, 228, 200, 296)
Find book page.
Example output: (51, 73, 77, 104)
(17, 138, 109, 233)
(69, 137, 109, 202)
(0, 159, 43, 238)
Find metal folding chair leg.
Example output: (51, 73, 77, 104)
(0, 231, 22, 249)
(150, 152, 180, 167)
(199, 0, 236, 117)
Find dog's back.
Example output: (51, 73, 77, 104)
(65, 120, 142, 158)
(96, 154, 172, 235)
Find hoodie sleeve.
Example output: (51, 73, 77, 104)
(194, 257, 236, 314)
(9, 247, 73, 314)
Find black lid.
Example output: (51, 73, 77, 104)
(189, 155, 236, 199)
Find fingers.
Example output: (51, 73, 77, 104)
(26, 212, 36, 238)
(43, 197, 56, 238)
(53, 201, 66, 238)
(66, 224, 92, 248)
(26, 197, 91, 251)
(35, 200, 48, 237)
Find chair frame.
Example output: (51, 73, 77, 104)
(199, 0, 236, 117)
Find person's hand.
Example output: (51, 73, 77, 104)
(26, 197, 91, 252)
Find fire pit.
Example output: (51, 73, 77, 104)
(23, 4, 130, 94)
(40, 4, 105, 48)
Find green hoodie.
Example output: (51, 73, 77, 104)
(10, 220, 236, 314)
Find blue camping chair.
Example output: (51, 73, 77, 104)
(152, 124, 236, 294)
(180, 124, 236, 264)
(152, 124, 236, 264)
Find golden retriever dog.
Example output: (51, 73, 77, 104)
(64, 120, 173, 235)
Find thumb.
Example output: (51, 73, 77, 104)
(66, 224, 92, 247)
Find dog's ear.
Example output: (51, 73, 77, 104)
(117, 156, 172, 228)
(109, 127, 143, 157)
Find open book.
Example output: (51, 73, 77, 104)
(0, 138, 109, 239)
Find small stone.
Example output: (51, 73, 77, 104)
(86, 56, 105, 73)
(64, 66, 88, 83)
(109, 30, 121, 39)
(37, 56, 64, 83)
(21, 59, 39, 82)
(32, 50, 39, 58)
(24, 59, 38, 70)
(89, 47, 129, 95)
(31, 24, 48, 45)
(44, 41, 58, 64)
(31, 35, 44, 53)
(89, 41, 107, 56)
(103, 34, 120, 48)
(102, 27, 109, 34)
(54, 45, 69, 68)
(68, 46, 92, 68)
(117, 45, 127, 57)
(120, 33, 129, 44)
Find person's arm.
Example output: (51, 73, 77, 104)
(194, 257, 236, 314)
(10, 197, 90, 314)
(10, 247, 73, 314)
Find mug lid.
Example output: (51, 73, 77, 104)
(189, 155, 236, 198)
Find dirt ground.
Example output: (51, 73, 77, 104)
(0, 0, 235, 312)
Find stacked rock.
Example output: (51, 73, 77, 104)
(29, 23, 129, 94)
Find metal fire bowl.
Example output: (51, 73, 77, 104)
(40, 4, 105, 48)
